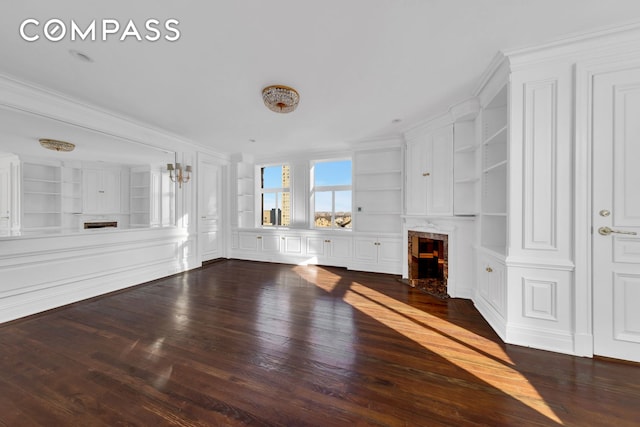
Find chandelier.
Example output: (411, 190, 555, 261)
(262, 85, 300, 113)
(39, 138, 75, 152)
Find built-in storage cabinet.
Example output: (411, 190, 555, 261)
(83, 167, 123, 214)
(306, 235, 352, 266)
(353, 147, 402, 234)
(22, 162, 62, 230)
(353, 235, 402, 272)
(479, 85, 508, 256)
(231, 229, 400, 274)
(476, 249, 506, 320)
(130, 167, 161, 227)
(405, 124, 454, 217)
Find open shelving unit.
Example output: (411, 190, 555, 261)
(61, 164, 82, 230)
(453, 120, 478, 215)
(353, 147, 403, 234)
(21, 162, 62, 230)
(479, 84, 508, 256)
(130, 168, 151, 227)
(236, 162, 255, 228)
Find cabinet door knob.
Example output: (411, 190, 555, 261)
(422, 172, 430, 177)
(486, 267, 493, 273)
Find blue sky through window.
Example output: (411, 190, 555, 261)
(262, 165, 283, 188)
(314, 160, 351, 186)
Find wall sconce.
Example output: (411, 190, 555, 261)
(167, 163, 192, 188)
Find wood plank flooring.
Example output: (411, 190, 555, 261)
(1, 259, 639, 426)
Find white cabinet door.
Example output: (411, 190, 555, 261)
(83, 168, 121, 214)
(477, 252, 506, 317)
(378, 237, 402, 264)
(102, 169, 121, 213)
(354, 237, 378, 263)
(427, 125, 454, 216)
(593, 67, 640, 362)
(281, 235, 302, 255)
(83, 169, 101, 214)
(405, 125, 454, 216)
(405, 138, 428, 215)
(306, 236, 326, 257)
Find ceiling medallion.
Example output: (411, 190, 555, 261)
(262, 85, 300, 113)
(39, 138, 76, 152)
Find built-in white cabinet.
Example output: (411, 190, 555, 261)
(405, 124, 454, 216)
(476, 250, 506, 320)
(306, 235, 352, 266)
(353, 235, 402, 273)
(231, 229, 400, 274)
(83, 167, 123, 214)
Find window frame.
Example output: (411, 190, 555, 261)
(310, 158, 353, 230)
(258, 163, 291, 227)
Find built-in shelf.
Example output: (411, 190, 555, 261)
(479, 84, 508, 254)
(353, 147, 402, 234)
(483, 160, 508, 173)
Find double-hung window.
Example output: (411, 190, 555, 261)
(260, 164, 290, 226)
(311, 159, 352, 229)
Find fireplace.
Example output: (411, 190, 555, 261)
(407, 230, 449, 298)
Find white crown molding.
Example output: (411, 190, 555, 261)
(504, 21, 640, 70)
(348, 135, 403, 151)
(0, 72, 224, 158)
(403, 97, 480, 141)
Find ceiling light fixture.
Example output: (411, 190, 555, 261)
(39, 138, 75, 152)
(69, 49, 93, 63)
(262, 85, 300, 114)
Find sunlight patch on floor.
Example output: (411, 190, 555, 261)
(341, 281, 562, 425)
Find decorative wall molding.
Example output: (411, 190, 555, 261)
(522, 79, 558, 251)
(0, 228, 197, 324)
(522, 277, 558, 321)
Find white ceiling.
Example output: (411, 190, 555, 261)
(1, 1, 640, 159)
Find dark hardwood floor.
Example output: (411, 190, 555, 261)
(1, 259, 639, 426)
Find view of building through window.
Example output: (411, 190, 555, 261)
(312, 159, 352, 229)
(261, 165, 290, 226)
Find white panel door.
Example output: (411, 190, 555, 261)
(198, 161, 221, 261)
(0, 167, 10, 230)
(593, 68, 640, 362)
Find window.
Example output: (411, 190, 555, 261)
(311, 159, 352, 229)
(260, 165, 290, 226)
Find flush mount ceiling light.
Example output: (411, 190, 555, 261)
(69, 49, 93, 63)
(39, 138, 75, 152)
(262, 85, 300, 113)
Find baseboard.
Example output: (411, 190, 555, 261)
(506, 324, 577, 356)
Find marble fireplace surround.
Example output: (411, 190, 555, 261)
(402, 218, 467, 299)
(408, 230, 449, 298)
